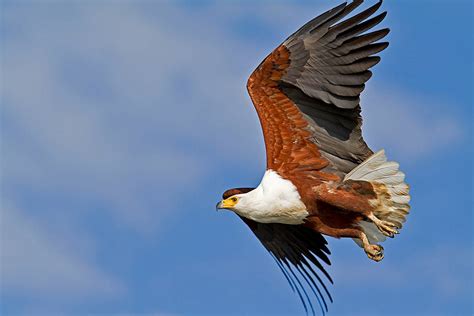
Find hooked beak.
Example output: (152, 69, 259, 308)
(216, 199, 235, 211)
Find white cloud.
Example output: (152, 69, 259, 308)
(1, 3, 268, 305)
(1, 1, 468, 311)
(2, 2, 258, 233)
(0, 205, 124, 300)
(333, 244, 472, 299)
(362, 84, 464, 162)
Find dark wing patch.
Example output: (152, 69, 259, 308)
(240, 216, 333, 315)
(280, 83, 371, 175)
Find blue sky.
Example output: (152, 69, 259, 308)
(1, 0, 473, 315)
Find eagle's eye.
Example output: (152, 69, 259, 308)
(231, 197, 238, 203)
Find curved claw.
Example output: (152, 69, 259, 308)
(365, 244, 384, 262)
(368, 213, 399, 237)
(378, 221, 399, 237)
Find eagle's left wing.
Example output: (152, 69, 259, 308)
(240, 216, 333, 315)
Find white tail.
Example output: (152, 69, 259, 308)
(345, 150, 411, 245)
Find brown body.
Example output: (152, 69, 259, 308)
(304, 179, 377, 239)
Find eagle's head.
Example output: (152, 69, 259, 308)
(216, 188, 254, 211)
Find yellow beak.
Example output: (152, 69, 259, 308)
(216, 198, 237, 210)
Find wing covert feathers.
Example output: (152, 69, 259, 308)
(247, 46, 331, 174)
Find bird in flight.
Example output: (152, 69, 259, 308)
(216, 0, 410, 315)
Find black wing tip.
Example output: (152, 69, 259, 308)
(337, 2, 349, 9)
(323, 2, 350, 22)
(380, 27, 391, 35)
(280, 257, 334, 314)
(379, 41, 390, 50)
(348, 0, 364, 8)
(351, 0, 383, 14)
(296, 265, 327, 315)
(368, 55, 381, 66)
(374, 0, 383, 9)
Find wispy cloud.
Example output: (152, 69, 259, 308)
(334, 244, 472, 296)
(2, 2, 265, 307)
(1, 1, 470, 313)
(2, 2, 245, 233)
(362, 84, 464, 161)
(1, 205, 124, 300)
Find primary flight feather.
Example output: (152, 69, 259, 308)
(216, 1, 410, 314)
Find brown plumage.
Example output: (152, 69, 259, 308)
(217, 1, 411, 314)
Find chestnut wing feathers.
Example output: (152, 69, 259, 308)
(247, 0, 389, 176)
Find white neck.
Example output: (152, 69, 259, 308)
(233, 170, 308, 224)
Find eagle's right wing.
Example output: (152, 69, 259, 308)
(247, 0, 389, 178)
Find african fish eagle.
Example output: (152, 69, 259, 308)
(216, 1, 410, 314)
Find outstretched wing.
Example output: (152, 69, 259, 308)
(240, 217, 333, 315)
(247, 0, 389, 177)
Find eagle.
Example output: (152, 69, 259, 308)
(216, 1, 410, 315)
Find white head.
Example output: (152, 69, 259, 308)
(216, 187, 255, 213)
(216, 170, 309, 224)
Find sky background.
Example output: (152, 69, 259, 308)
(1, 0, 473, 315)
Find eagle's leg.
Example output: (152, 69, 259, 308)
(359, 231, 384, 262)
(315, 183, 401, 238)
(305, 218, 384, 262)
(367, 212, 399, 238)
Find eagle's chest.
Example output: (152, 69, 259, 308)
(234, 170, 309, 225)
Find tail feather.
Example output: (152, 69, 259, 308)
(345, 149, 411, 245)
